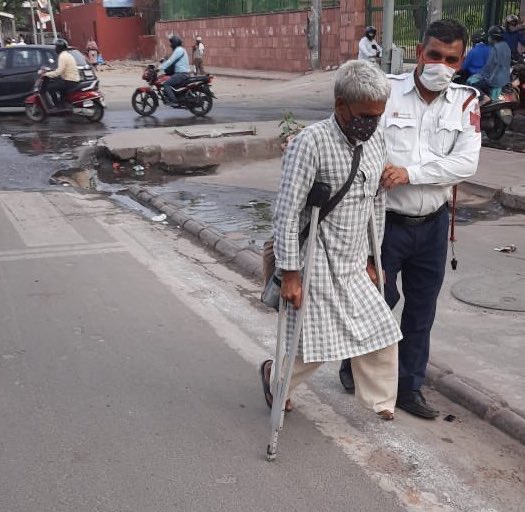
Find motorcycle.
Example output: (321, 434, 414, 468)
(25, 70, 105, 123)
(453, 71, 520, 141)
(131, 64, 215, 117)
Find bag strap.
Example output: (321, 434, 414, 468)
(299, 144, 363, 245)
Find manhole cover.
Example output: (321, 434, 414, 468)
(451, 274, 525, 312)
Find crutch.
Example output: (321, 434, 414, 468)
(267, 182, 331, 461)
(368, 209, 384, 296)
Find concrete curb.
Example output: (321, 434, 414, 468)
(459, 180, 525, 213)
(129, 185, 525, 445)
(426, 361, 525, 444)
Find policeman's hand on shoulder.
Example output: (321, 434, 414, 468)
(281, 270, 302, 309)
(381, 163, 410, 190)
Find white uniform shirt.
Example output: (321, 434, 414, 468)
(381, 72, 481, 216)
(358, 37, 382, 62)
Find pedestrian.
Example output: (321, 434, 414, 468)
(339, 19, 482, 419)
(192, 35, 205, 75)
(467, 26, 511, 103)
(86, 37, 99, 71)
(358, 26, 382, 63)
(260, 60, 402, 421)
(160, 35, 190, 104)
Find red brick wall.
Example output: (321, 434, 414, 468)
(58, 3, 145, 60)
(138, 35, 157, 60)
(155, 0, 364, 72)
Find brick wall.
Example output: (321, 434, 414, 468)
(155, 1, 365, 72)
(58, 3, 145, 61)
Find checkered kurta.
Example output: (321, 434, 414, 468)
(273, 115, 402, 363)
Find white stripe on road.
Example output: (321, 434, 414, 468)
(0, 192, 85, 247)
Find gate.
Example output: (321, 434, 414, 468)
(366, 0, 523, 62)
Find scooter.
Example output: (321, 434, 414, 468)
(25, 69, 105, 123)
(131, 64, 215, 117)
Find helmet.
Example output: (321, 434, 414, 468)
(365, 25, 377, 37)
(505, 14, 520, 28)
(54, 38, 68, 54)
(488, 25, 504, 41)
(471, 30, 486, 45)
(169, 35, 182, 49)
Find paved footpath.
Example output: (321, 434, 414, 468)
(122, 139, 525, 445)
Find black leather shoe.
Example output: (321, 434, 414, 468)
(396, 390, 439, 419)
(339, 359, 355, 394)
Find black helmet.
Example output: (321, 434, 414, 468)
(488, 25, 504, 41)
(471, 30, 486, 45)
(54, 38, 68, 54)
(169, 35, 182, 49)
(365, 25, 377, 36)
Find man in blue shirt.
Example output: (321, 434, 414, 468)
(161, 35, 190, 104)
(468, 26, 511, 100)
(503, 15, 525, 59)
(461, 31, 490, 78)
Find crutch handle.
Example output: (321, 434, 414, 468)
(306, 182, 331, 208)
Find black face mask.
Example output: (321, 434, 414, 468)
(345, 115, 381, 142)
(366, 33, 375, 40)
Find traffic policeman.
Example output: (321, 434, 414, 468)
(340, 19, 482, 419)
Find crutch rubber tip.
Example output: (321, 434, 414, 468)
(266, 446, 276, 461)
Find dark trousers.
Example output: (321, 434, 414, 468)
(341, 207, 449, 392)
(163, 72, 189, 103)
(43, 78, 77, 108)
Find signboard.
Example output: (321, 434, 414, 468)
(103, 0, 134, 7)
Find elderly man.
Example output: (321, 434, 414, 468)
(260, 60, 402, 419)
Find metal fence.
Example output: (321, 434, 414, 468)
(160, 0, 338, 20)
(366, 0, 523, 62)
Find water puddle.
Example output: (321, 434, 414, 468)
(455, 198, 511, 224)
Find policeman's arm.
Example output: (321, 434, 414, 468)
(405, 99, 482, 185)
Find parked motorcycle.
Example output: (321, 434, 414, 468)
(131, 64, 215, 117)
(25, 70, 104, 123)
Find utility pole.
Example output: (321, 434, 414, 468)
(309, 0, 321, 70)
(381, 0, 394, 73)
(427, 0, 443, 24)
(30, 0, 38, 44)
(48, 0, 58, 40)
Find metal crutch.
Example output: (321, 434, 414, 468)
(368, 209, 385, 296)
(267, 182, 331, 461)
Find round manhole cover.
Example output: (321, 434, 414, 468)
(451, 274, 525, 312)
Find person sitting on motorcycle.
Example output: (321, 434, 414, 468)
(461, 30, 490, 80)
(502, 14, 525, 60)
(43, 39, 80, 111)
(468, 26, 511, 104)
(160, 35, 190, 104)
(358, 26, 382, 63)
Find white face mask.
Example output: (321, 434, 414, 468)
(418, 63, 456, 92)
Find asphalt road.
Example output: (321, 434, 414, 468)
(0, 190, 523, 512)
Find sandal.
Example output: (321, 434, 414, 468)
(260, 360, 293, 412)
(377, 409, 395, 421)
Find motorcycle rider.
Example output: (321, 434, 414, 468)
(467, 26, 511, 103)
(358, 26, 382, 63)
(43, 39, 80, 111)
(502, 14, 525, 60)
(461, 30, 490, 79)
(161, 35, 190, 104)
